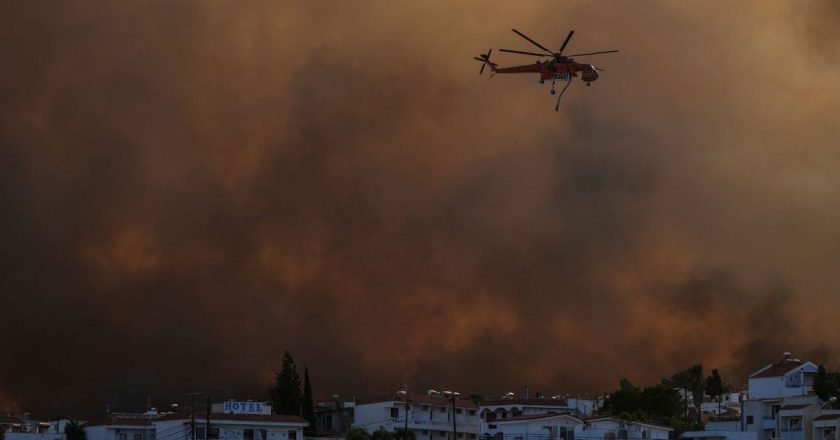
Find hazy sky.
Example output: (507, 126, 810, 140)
(1, 0, 839, 417)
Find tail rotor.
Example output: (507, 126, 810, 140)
(473, 49, 496, 75)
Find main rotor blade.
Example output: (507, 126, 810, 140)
(511, 29, 554, 55)
(565, 50, 619, 57)
(499, 48, 550, 57)
(558, 30, 575, 54)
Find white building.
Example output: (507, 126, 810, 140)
(683, 353, 823, 440)
(700, 393, 746, 419)
(479, 398, 595, 438)
(5, 420, 73, 440)
(353, 393, 480, 440)
(748, 354, 818, 400)
(811, 411, 840, 440)
(153, 413, 307, 440)
(577, 418, 672, 440)
(83, 416, 156, 440)
(482, 413, 582, 440)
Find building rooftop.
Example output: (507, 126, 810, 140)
(84, 418, 154, 427)
(780, 404, 811, 410)
(814, 414, 840, 421)
(156, 413, 307, 424)
(356, 394, 477, 410)
(481, 399, 569, 407)
(492, 413, 581, 423)
(583, 417, 674, 431)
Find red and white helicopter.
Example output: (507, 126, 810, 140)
(474, 29, 618, 110)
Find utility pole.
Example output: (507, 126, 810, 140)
(191, 395, 196, 440)
(206, 395, 211, 440)
(186, 393, 202, 440)
(404, 396, 410, 432)
(129, 389, 136, 413)
(451, 396, 457, 440)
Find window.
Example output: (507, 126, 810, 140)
(488, 425, 497, 430)
(440, 431, 447, 437)
(134, 435, 142, 440)
(468, 410, 476, 416)
(747, 416, 754, 425)
(120, 434, 127, 440)
(456, 409, 463, 415)
(423, 406, 430, 411)
(197, 429, 206, 440)
(209, 428, 220, 440)
(391, 408, 400, 418)
(244, 429, 255, 440)
(642, 432, 648, 439)
(259, 430, 267, 440)
(458, 434, 463, 439)
(422, 431, 429, 436)
(289, 431, 297, 440)
(469, 435, 477, 440)
(441, 407, 447, 413)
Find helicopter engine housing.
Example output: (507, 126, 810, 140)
(581, 65, 598, 83)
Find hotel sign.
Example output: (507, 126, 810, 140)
(212, 401, 271, 415)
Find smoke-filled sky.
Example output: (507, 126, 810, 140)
(2, 0, 840, 417)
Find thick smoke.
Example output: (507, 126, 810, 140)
(1, 0, 839, 417)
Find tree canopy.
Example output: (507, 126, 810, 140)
(599, 379, 684, 426)
(671, 364, 705, 423)
(348, 428, 372, 440)
(814, 364, 840, 402)
(64, 420, 87, 440)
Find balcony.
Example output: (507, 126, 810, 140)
(396, 417, 480, 433)
(781, 430, 804, 440)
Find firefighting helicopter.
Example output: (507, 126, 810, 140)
(474, 29, 618, 111)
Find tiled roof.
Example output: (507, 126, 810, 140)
(356, 394, 477, 410)
(780, 404, 810, 410)
(493, 413, 581, 422)
(815, 414, 840, 421)
(750, 361, 806, 378)
(481, 399, 569, 407)
(583, 417, 674, 431)
(84, 418, 154, 427)
(156, 413, 306, 424)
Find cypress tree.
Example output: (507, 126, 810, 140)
(270, 351, 302, 416)
(302, 366, 315, 434)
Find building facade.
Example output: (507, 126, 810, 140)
(353, 393, 480, 440)
(314, 399, 354, 438)
(482, 414, 582, 440)
(577, 418, 672, 440)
